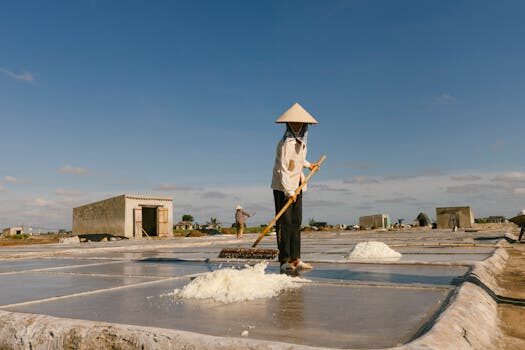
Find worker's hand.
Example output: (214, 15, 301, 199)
(309, 162, 320, 171)
(289, 193, 297, 203)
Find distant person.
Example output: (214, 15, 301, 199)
(271, 103, 320, 273)
(450, 214, 458, 232)
(235, 205, 251, 239)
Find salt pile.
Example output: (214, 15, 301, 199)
(172, 262, 308, 303)
(346, 241, 402, 260)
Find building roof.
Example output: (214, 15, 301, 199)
(123, 194, 173, 201)
(436, 206, 471, 210)
(74, 194, 173, 210)
(175, 221, 194, 225)
(359, 213, 389, 218)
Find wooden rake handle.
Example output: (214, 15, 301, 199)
(252, 155, 327, 248)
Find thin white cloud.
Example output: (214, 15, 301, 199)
(58, 165, 89, 175)
(2, 175, 28, 184)
(383, 169, 444, 182)
(353, 204, 375, 211)
(343, 176, 379, 184)
(201, 191, 228, 199)
(153, 184, 202, 192)
(343, 161, 376, 170)
(420, 169, 444, 176)
(3, 176, 18, 183)
(450, 175, 482, 182)
(0, 67, 35, 83)
(513, 188, 525, 195)
(305, 199, 344, 207)
(375, 196, 417, 203)
(310, 183, 351, 193)
(492, 172, 525, 185)
(434, 92, 456, 103)
(445, 183, 503, 194)
(29, 198, 56, 207)
(55, 188, 86, 197)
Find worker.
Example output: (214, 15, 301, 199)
(450, 215, 458, 232)
(235, 205, 251, 238)
(271, 102, 320, 273)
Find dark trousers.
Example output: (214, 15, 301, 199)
(273, 190, 302, 264)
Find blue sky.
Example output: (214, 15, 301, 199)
(1, 1, 525, 230)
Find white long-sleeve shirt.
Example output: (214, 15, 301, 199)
(271, 138, 311, 197)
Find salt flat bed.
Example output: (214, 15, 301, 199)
(0, 230, 513, 349)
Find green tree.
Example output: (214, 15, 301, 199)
(182, 214, 194, 222)
(208, 217, 220, 227)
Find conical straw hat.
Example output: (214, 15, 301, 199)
(275, 103, 318, 124)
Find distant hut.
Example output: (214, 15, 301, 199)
(73, 194, 173, 239)
(359, 214, 390, 229)
(2, 226, 24, 237)
(436, 206, 474, 229)
(416, 213, 431, 227)
(174, 221, 195, 231)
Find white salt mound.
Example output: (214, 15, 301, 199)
(347, 241, 402, 260)
(172, 262, 308, 303)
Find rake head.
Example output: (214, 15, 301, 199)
(218, 248, 279, 260)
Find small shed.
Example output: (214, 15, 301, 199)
(359, 214, 390, 229)
(174, 221, 195, 231)
(436, 206, 474, 229)
(73, 194, 173, 239)
(2, 227, 24, 236)
(416, 212, 432, 227)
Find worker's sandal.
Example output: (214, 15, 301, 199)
(280, 262, 296, 273)
(294, 259, 313, 270)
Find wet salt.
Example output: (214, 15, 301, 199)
(347, 241, 402, 260)
(172, 262, 308, 303)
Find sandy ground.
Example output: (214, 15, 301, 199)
(0, 235, 60, 246)
(497, 243, 525, 350)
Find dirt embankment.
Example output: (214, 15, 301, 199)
(497, 244, 525, 350)
(0, 235, 60, 247)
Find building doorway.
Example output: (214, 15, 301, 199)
(142, 207, 158, 237)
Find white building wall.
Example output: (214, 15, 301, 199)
(124, 195, 173, 238)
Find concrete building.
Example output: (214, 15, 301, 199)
(474, 216, 506, 224)
(436, 206, 474, 229)
(359, 214, 391, 229)
(73, 194, 173, 239)
(2, 226, 24, 236)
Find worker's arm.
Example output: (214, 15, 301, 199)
(304, 160, 320, 171)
